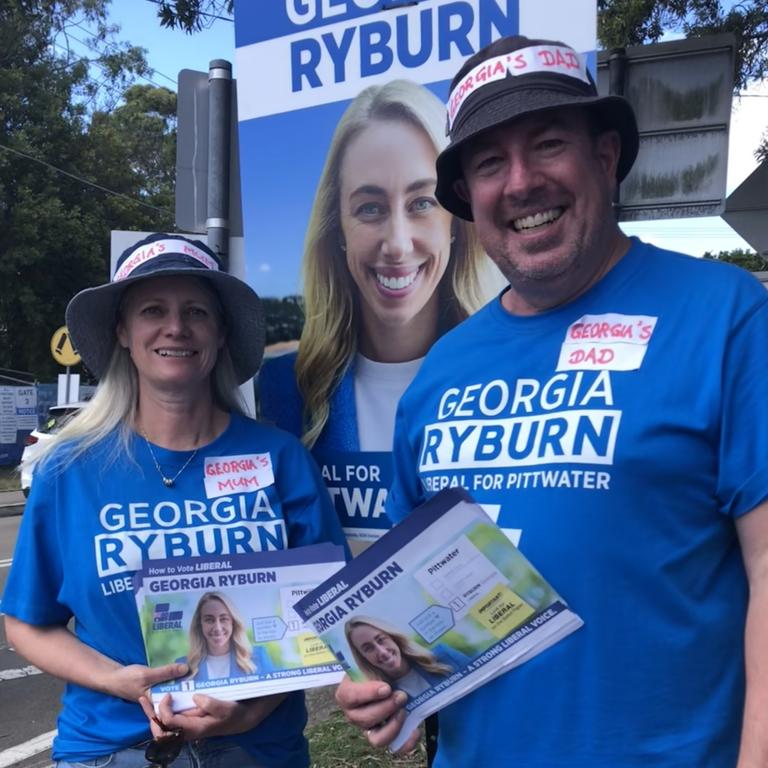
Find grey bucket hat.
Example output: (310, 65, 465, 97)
(65, 233, 265, 384)
(436, 35, 639, 221)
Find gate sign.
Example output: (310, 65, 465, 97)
(50, 325, 81, 367)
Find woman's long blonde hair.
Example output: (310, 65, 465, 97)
(344, 615, 452, 683)
(186, 591, 256, 678)
(296, 79, 485, 447)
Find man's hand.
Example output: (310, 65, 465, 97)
(335, 676, 420, 752)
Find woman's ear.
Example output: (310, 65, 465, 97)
(116, 321, 129, 349)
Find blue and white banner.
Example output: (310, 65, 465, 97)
(0, 386, 37, 466)
(315, 449, 393, 541)
(234, 0, 596, 298)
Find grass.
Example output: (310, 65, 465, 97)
(307, 709, 427, 768)
(0, 465, 21, 491)
(305, 687, 427, 768)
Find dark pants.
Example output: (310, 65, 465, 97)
(425, 714, 439, 766)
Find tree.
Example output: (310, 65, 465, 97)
(155, 0, 233, 32)
(0, 1, 175, 380)
(598, 0, 768, 160)
(703, 248, 767, 272)
(87, 83, 177, 228)
(261, 296, 305, 345)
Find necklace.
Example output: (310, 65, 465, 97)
(141, 430, 199, 488)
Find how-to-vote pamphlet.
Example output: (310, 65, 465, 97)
(295, 489, 583, 750)
(134, 543, 346, 711)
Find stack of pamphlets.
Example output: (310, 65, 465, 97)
(134, 543, 346, 711)
(295, 488, 583, 750)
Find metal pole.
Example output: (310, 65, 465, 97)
(607, 47, 627, 211)
(607, 47, 627, 96)
(65, 366, 71, 404)
(207, 59, 232, 271)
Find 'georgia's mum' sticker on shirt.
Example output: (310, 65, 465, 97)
(557, 313, 658, 371)
(204, 453, 275, 499)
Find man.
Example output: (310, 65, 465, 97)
(336, 34, 768, 767)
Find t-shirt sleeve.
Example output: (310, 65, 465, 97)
(2, 464, 71, 626)
(277, 437, 349, 557)
(385, 398, 427, 524)
(717, 292, 768, 518)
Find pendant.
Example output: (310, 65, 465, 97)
(163, 478, 174, 488)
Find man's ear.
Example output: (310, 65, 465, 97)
(454, 178, 470, 204)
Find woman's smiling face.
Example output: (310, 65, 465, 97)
(349, 623, 410, 679)
(200, 597, 233, 656)
(116, 275, 224, 397)
(338, 119, 452, 347)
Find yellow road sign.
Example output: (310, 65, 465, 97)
(50, 325, 81, 366)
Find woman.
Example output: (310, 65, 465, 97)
(259, 79, 490, 549)
(345, 616, 468, 699)
(2, 233, 346, 768)
(182, 592, 271, 683)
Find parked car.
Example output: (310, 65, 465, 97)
(20, 402, 87, 496)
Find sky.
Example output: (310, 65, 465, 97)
(88, 0, 762, 260)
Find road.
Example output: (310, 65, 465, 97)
(0, 509, 62, 768)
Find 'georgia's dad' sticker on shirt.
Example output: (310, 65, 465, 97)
(204, 454, 275, 499)
(557, 313, 657, 371)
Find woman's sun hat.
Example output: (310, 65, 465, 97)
(65, 233, 265, 383)
(435, 35, 640, 221)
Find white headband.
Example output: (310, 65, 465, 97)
(114, 238, 220, 282)
(447, 45, 590, 130)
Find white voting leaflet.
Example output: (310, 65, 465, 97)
(296, 489, 583, 751)
(415, 534, 534, 624)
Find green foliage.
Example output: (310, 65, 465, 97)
(0, 1, 175, 380)
(703, 248, 768, 272)
(598, 0, 767, 87)
(598, 1, 768, 161)
(262, 295, 305, 345)
(155, 0, 233, 33)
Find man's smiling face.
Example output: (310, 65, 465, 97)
(457, 107, 622, 312)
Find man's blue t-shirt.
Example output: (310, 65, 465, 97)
(2, 412, 346, 766)
(388, 240, 768, 767)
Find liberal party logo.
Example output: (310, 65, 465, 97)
(152, 603, 184, 631)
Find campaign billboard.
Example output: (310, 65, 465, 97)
(233, 0, 596, 546)
(235, 0, 595, 298)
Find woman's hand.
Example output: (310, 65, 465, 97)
(335, 675, 420, 752)
(104, 662, 189, 703)
(4, 617, 187, 703)
(140, 692, 288, 739)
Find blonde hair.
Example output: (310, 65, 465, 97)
(24, 280, 245, 476)
(296, 79, 485, 447)
(186, 592, 256, 678)
(345, 615, 452, 683)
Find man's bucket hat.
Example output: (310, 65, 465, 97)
(436, 35, 639, 221)
(66, 233, 265, 383)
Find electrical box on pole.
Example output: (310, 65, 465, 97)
(176, 67, 243, 242)
(598, 34, 736, 222)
